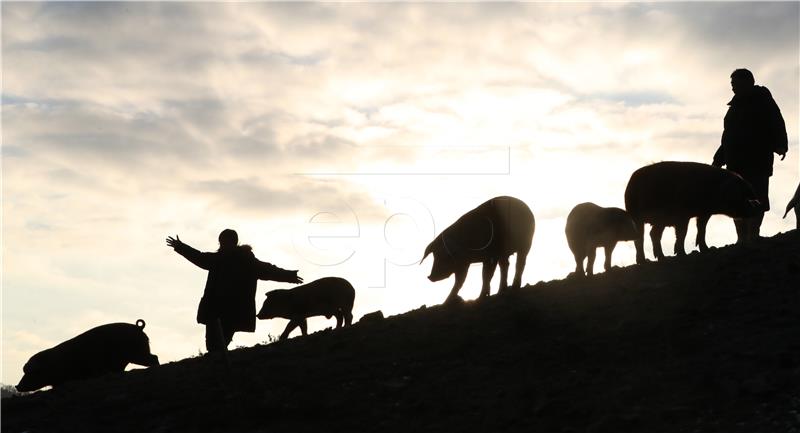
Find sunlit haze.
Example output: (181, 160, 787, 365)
(2, 2, 798, 385)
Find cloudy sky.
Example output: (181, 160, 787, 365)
(2, 2, 798, 385)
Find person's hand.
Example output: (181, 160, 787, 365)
(289, 271, 303, 284)
(166, 235, 183, 249)
(779, 152, 786, 161)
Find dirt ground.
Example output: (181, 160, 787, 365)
(3, 231, 800, 433)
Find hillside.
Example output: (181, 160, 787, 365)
(3, 231, 800, 433)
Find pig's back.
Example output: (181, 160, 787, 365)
(625, 161, 730, 222)
(490, 196, 535, 241)
(294, 277, 355, 314)
(454, 196, 535, 255)
(68, 324, 146, 369)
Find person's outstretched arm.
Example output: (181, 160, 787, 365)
(256, 260, 303, 284)
(166, 235, 214, 270)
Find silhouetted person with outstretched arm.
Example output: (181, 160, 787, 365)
(166, 229, 302, 353)
(713, 68, 788, 239)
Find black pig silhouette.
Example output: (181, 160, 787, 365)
(565, 202, 638, 277)
(422, 196, 535, 304)
(257, 277, 355, 340)
(16, 319, 159, 392)
(625, 161, 760, 263)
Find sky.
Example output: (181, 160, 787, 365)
(2, 2, 798, 386)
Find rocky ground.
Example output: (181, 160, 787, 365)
(3, 231, 800, 433)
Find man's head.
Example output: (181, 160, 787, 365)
(730, 68, 755, 96)
(218, 229, 239, 250)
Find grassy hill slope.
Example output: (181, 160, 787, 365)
(3, 231, 800, 433)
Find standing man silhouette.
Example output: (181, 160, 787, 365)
(713, 68, 788, 239)
(166, 229, 302, 353)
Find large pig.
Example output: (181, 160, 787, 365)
(16, 319, 159, 392)
(565, 202, 638, 277)
(257, 277, 355, 341)
(624, 161, 761, 263)
(783, 182, 800, 229)
(422, 196, 535, 304)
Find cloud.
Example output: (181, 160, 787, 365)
(188, 177, 385, 219)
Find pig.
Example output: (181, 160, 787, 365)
(422, 196, 535, 304)
(783, 182, 800, 230)
(565, 202, 638, 277)
(256, 277, 355, 341)
(624, 161, 761, 264)
(16, 319, 159, 392)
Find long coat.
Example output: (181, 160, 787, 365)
(174, 243, 296, 333)
(714, 85, 788, 177)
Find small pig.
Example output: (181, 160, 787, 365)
(257, 277, 355, 341)
(565, 202, 638, 277)
(625, 161, 760, 263)
(16, 319, 159, 392)
(783, 182, 800, 230)
(422, 196, 535, 304)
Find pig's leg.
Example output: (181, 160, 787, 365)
(130, 351, 159, 368)
(695, 214, 710, 252)
(344, 310, 353, 326)
(573, 244, 586, 276)
(633, 220, 646, 264)
(105, 361, 128, 373)
(335, 312, 343, 328)
(603, 242, 617, 271)
(299, 319, 308, 336)
(674, 219, 689, 256)
(734, 218, 749, 244)
(445, 266, 468, 304)
(479, 258, 498, 298)
(280, 321, 300, 340)
(130, 353, 159, 367)
(650, 224, 665, 260)
(795, 206, 799, 230)
(498, 256, 510, 292)
(511, 251, 527, 290)
(586, 248, 596, 276)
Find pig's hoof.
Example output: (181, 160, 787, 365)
(444, 295, 464, 306)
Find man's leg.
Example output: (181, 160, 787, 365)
(205, 318, 226, 353)
(747, 174, 770, 238)
(222, 323, 235, 348)
(751, 212, 765, 237)
(734, 218, 750, 243)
